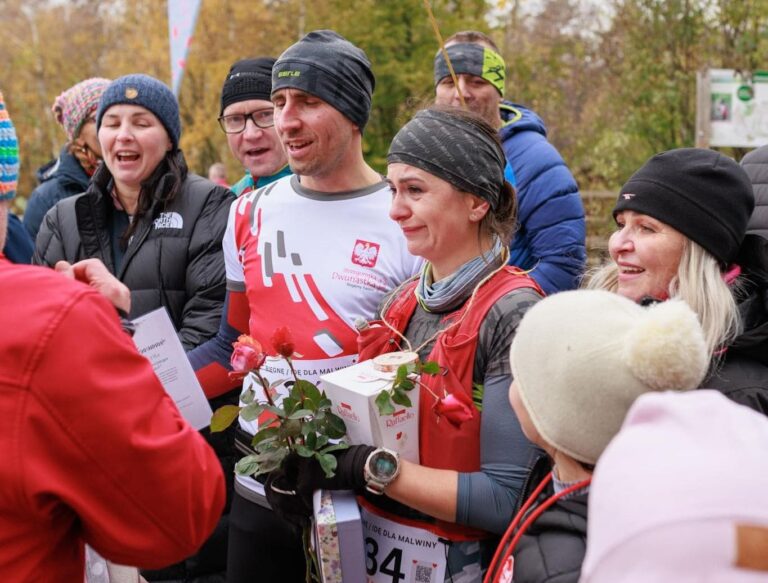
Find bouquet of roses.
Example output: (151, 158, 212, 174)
(210, 327, 349, 582)
(211, 326, 349, 479)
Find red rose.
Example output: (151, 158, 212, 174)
(229, 335, 266, 380)
(271, 326, 295, 358)
(433, 393, 474, 428)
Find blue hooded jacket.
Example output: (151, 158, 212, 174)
(23, 147, 91, 240)
(499, 101, 586, 294)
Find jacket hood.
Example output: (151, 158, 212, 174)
(498, 101, 547, 141)
(731, 234, 768, 363)
(35, 158, 58, 184)
(36, 147, 91, 190)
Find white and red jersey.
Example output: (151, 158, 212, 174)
(223, 175, 421, 474)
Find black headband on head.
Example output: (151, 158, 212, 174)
(387, 109, 506, 210)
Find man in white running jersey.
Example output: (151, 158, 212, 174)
(195, 30, 421, 582)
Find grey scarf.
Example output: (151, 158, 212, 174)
(416, 238, 505, 313)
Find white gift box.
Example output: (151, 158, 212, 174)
(312, 490, 365, 583)
(320, 358, 420, 463)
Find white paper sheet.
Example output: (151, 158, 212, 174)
(131, 308, 212, 430)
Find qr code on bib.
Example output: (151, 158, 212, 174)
(411, 560, 437, 583)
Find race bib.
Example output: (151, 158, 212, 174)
(360, 504, 447, 583)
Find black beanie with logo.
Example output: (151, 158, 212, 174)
(220, 57, 275, 115)
(614, 148, 755, 267)
(271, 30, 375, 130)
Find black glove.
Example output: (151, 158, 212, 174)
(265, 445, 375, 526)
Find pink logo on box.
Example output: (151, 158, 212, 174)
(336, 402, 360, 423)
(351, 240, 380, 267)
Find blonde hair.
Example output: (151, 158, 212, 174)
(585, 239, 742, 358)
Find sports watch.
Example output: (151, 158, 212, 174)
(363, 447, 401, 495)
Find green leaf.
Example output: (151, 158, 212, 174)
(250, 449, 287, 477)
(251, 426, 279, 447)
(280, 419, 302, 438)
(315, 434, 329, 449)
(398, 378, 415, 391)
(250, 457, 282, 478)
(395, 364, 408, 385)
(316, 452, 338, 478)
(305, 432, 317, 450)
(234, 455, 260, 476)
(210, 405, 241, 432)
(301, 420, 318, 436)
(324, 412, 347, 438)
(240, 402, 265, 422)
(295, 379, 322, 405)
(240, 387, 256, 405)
(295, 444, 315, 458)
(251, 427, 280, 448)
(264, 404, 286, 418)
(281, 396, 299, 415)
(287, 408, 313, 420)
(270, 378, 290, 389)
(320, 442, 349, 455)
(317, 397, 333, 410)
(375, 390, 396, 416)
(421, 361, 440, 375)
(392, 388, 412, 407)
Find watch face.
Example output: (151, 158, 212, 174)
(369, 450, 398, 480)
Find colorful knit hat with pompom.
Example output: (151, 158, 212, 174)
(0, 92, 19, 201)
(52, 77, 111, 142)
(510, 289, 709, 464)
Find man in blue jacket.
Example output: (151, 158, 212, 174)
(434, 31, 586, 294)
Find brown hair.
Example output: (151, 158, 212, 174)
(445, 30, 500, 53)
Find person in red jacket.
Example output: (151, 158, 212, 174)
(0, 93, 225, 582)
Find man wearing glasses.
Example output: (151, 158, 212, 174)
(217, 57, 291, 195)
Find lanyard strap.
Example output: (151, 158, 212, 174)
(484, 474, 592, 583)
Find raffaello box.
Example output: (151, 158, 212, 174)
(320, 354, 420, 463)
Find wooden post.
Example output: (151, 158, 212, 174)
(695, 70, 711, 148)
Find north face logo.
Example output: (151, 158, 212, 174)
(153, 212, 183, 229)
(351, 240, 380, 267)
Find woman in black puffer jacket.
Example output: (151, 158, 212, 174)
(34, 74, 232, 351)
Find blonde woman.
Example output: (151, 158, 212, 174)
(586, 148, 768, 413)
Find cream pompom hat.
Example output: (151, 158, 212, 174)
(509, 290, 709, 465)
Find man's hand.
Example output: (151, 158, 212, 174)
(55, 259, 131, 314)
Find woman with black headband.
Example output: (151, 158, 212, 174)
(267, 106, 544, 581)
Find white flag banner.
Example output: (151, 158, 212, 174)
(168, 0, 202, 96)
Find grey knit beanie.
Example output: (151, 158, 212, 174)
(272, 30, 375, 129)
(510, 290, 709, 464)
(96, 74, 181, 150)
